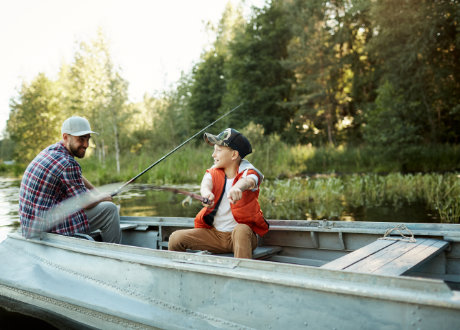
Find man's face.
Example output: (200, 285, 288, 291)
(64, 134, 91, 158)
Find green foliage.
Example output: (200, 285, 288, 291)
(4, 0, 459, 195)
(67, 30, 129, 171)
(188, 51, 227, 130)
(367, 0, 460, 144)
(260, 173, 460, 223)
(0, 138, 14, 161)
(6, 30, 131, 170)
(364, 81, 422, 167)
(188, 3, 244, 132)
(76, 133, 460, 185)
(223, 0, 294, 134)
(7, 73, 64, 163)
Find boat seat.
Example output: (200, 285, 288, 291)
(189, 245, 282, 260)
(320, 238, 449, 276)
(76, 223, 138, 241)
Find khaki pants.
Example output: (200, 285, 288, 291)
(85, 201, 121, 243)
(168, 224, 258, 259)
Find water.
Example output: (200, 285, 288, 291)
(0, 175, 440, 243)
(0, 177, 205, 243)
(0, 177, 20, 242)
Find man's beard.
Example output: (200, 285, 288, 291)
(69, 141, 86, 158)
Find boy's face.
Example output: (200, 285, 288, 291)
(212, 144, 239, 168)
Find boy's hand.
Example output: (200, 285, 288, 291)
(227, 187, 243, 204)
(203, 193, 215, 207)
(227, 177, 256, 204)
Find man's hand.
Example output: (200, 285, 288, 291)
(83, 192, 112, 210)
(98, 194, 113, 202)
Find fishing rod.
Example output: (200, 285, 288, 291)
(110, 103, 242, 197)
(134, 184, 211, 205)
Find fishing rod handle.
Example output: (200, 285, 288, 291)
(201, 197, 211, 205)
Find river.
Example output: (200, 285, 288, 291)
(0, 176, 204, 243)
(0, 175, 440, 243)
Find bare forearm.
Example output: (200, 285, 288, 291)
(81, 176, 112, 210)
(200, 177, 213, 197)
(82, 176, 95, 190)
(233, 177, 256, 192)
(200, 176, 214, 207)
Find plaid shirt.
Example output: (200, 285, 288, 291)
(19, 141, 89, 238)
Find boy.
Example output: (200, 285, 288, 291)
(168, 128, 269, 258)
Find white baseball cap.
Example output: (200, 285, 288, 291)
(61, 116, 98, 136)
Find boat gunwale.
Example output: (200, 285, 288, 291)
(119, 216, 460, 240)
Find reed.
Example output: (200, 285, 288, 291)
(259, 173, 460, 223)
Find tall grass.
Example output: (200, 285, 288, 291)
(259, 173, 460, 223)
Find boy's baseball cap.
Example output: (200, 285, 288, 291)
(61, 116, 98, 136)
(204, 128, 252, 158)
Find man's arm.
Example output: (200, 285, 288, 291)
(82, 176, 95, 190)
(81, 176, 112, 210)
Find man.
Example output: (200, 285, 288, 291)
(19, 116, 121, 243)
(168, 128, 269, 258)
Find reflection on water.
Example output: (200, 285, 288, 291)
(0, 176, 441, 243)
(0, 177, 20, 242)
(0, 177, 20, 226)
(0, 178, 204, 242)
(115, 183, 203, 218)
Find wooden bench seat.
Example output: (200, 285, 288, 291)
(321, 238, 449, 276)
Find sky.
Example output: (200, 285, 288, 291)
(0, 0, 264, 138)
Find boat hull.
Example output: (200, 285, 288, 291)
(1, 229, 459, 329)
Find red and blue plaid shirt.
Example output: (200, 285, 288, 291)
(19, 141, 89, 238)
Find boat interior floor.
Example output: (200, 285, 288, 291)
(73, 220, 460, 289)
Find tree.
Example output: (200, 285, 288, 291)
(367, 0, 460, 144)
(107, 72, 130, 173)
(224, 0, 294, 135)
(364, 81, 422, 165)
(0, 137, 15, 161)
(7, 73, 64, 163)
(282, 0, 375, 146)
(65, 29, 129, 172)
(188, 51, 227, 130)
(188, 3, 244, 131)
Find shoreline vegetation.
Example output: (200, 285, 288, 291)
(81, 143, 459, 185)
(2, 143, 459, 224)
(2, 143, 460, 181)
(1, 2, 458, 223)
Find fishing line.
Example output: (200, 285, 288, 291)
(110, 103, 242, 197)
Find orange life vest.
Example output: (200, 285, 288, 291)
(194, 167, 269, 236)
